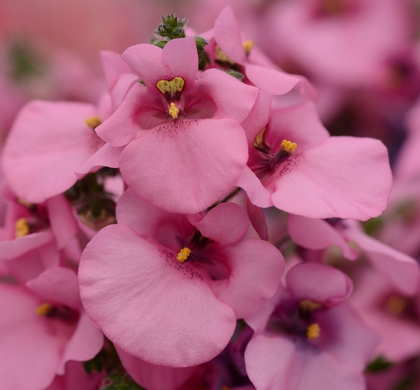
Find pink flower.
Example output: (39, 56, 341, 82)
(117, 348, 203, 390)
(96, 37, 261, 213)
(201, 6, 317, 100)
(259, 0, 413, 89)
(0, 267, 103, 389)
(244, 262, 379, 390)
(79, 189, 284, 367)
(237, 100, 393, 220)
(0, 180, 78, 283)
(287, 214, 420, 296)
(2, 100, 105, 203)
(1, 50, 134, 204)
(351, 268, 420, 363)
(44, 361, 104, 390)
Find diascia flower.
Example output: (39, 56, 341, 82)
(1, 50, 135, 204)
(78, 189, 284, 367)
(96, 37, 261, 214)
(244, 262, 379, 390)
(0, 267, 103, 389)
(237, 100, 393, 220)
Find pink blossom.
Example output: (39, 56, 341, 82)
(96, 37, 260, 213)
(1, 50, 135, 204)
(237, 100, 393, 220)
(201, 6, 317, 100)
(2, 100, 105, 203)
(117, 348, 203, 390)
(351, 268, 420, 363)
(79, 189, 284, 367)
(288, 215, 420, 296)
(0, 266, 103, 389)
(244, 262, 379, 390)
(0, 180, 78, 283)
(45, 361, 104, 390)
(259, 0, 413, 89)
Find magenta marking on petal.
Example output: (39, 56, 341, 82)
(159, 248, 204, 281)
(276, 153, 303, 178)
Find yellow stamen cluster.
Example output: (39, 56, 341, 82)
(15, 218, 30, 237)
(254, 127, 267, 149)
(299, 299, 323, 314)
(168, 103, 180, 119)
(177, 247, 192, 262)
(35, 302, 53, 316)
(386, 295, 408, 316)
(280, 140, 297, 154)
(322, 0, 346, 15)
(215, 45, 234, 65)
(17, 198, 33, 208)
(306, 323, 321, 339)
(243, 40, 254, 55)
(85, 116, 102, 129)
(156, 77, 185, 96)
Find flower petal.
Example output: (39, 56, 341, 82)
(271, 136, 392, 220)
(79, 225, 236, 367)
(119, 118, 248, 213)
(2, 101, 103, 203)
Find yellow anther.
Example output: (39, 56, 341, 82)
(177, 247, 192, 262)
(386, 295, 408, 316)
(85, 116, 102, 129)
(15, 218, 30, 237)
(307, 323, 321, 339)
(221, 386, 230, 390)
(243, 40, 254, 55)
(280, 140, 297, 154)
(254, 127, 267, 149)
(322, 0, 346, 15)
(168, 103, 180, 119)
(17, 198, 33, 208)
(299, 299, 323, 314)
(215, 45, 234, 65)
(35, 302, 53, 316)
(156, 77, 185, 96)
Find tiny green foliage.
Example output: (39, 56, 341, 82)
(154, 14, 187, 41)
(8, 39, 46, 81)
(365, 355, 393, 373)
(362, 216, 384, 236)
(100, 372, 145, 390)
(223, 69, 245, 81)
(391, 376, 417, 390)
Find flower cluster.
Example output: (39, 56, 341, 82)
(1, 3, 420, 390)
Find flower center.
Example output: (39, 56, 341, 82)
(156, 77, 185, 100)
(85, 116, 102, 129)
(306, 323, 321, 339)
(168, 102, 180, 120)
(251, 128, 299, 178)
(323, 0, 345, 14)
(15, 217, 30, 237)
(215, 45, 235, 65)
(386, 295, 408, 316)
(36, 302, 79, 322)
(177, 247, 192, 262)
(299, 299, 323, 314)
(35, 302, 53, 316)
(243, 40, 254, 55)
